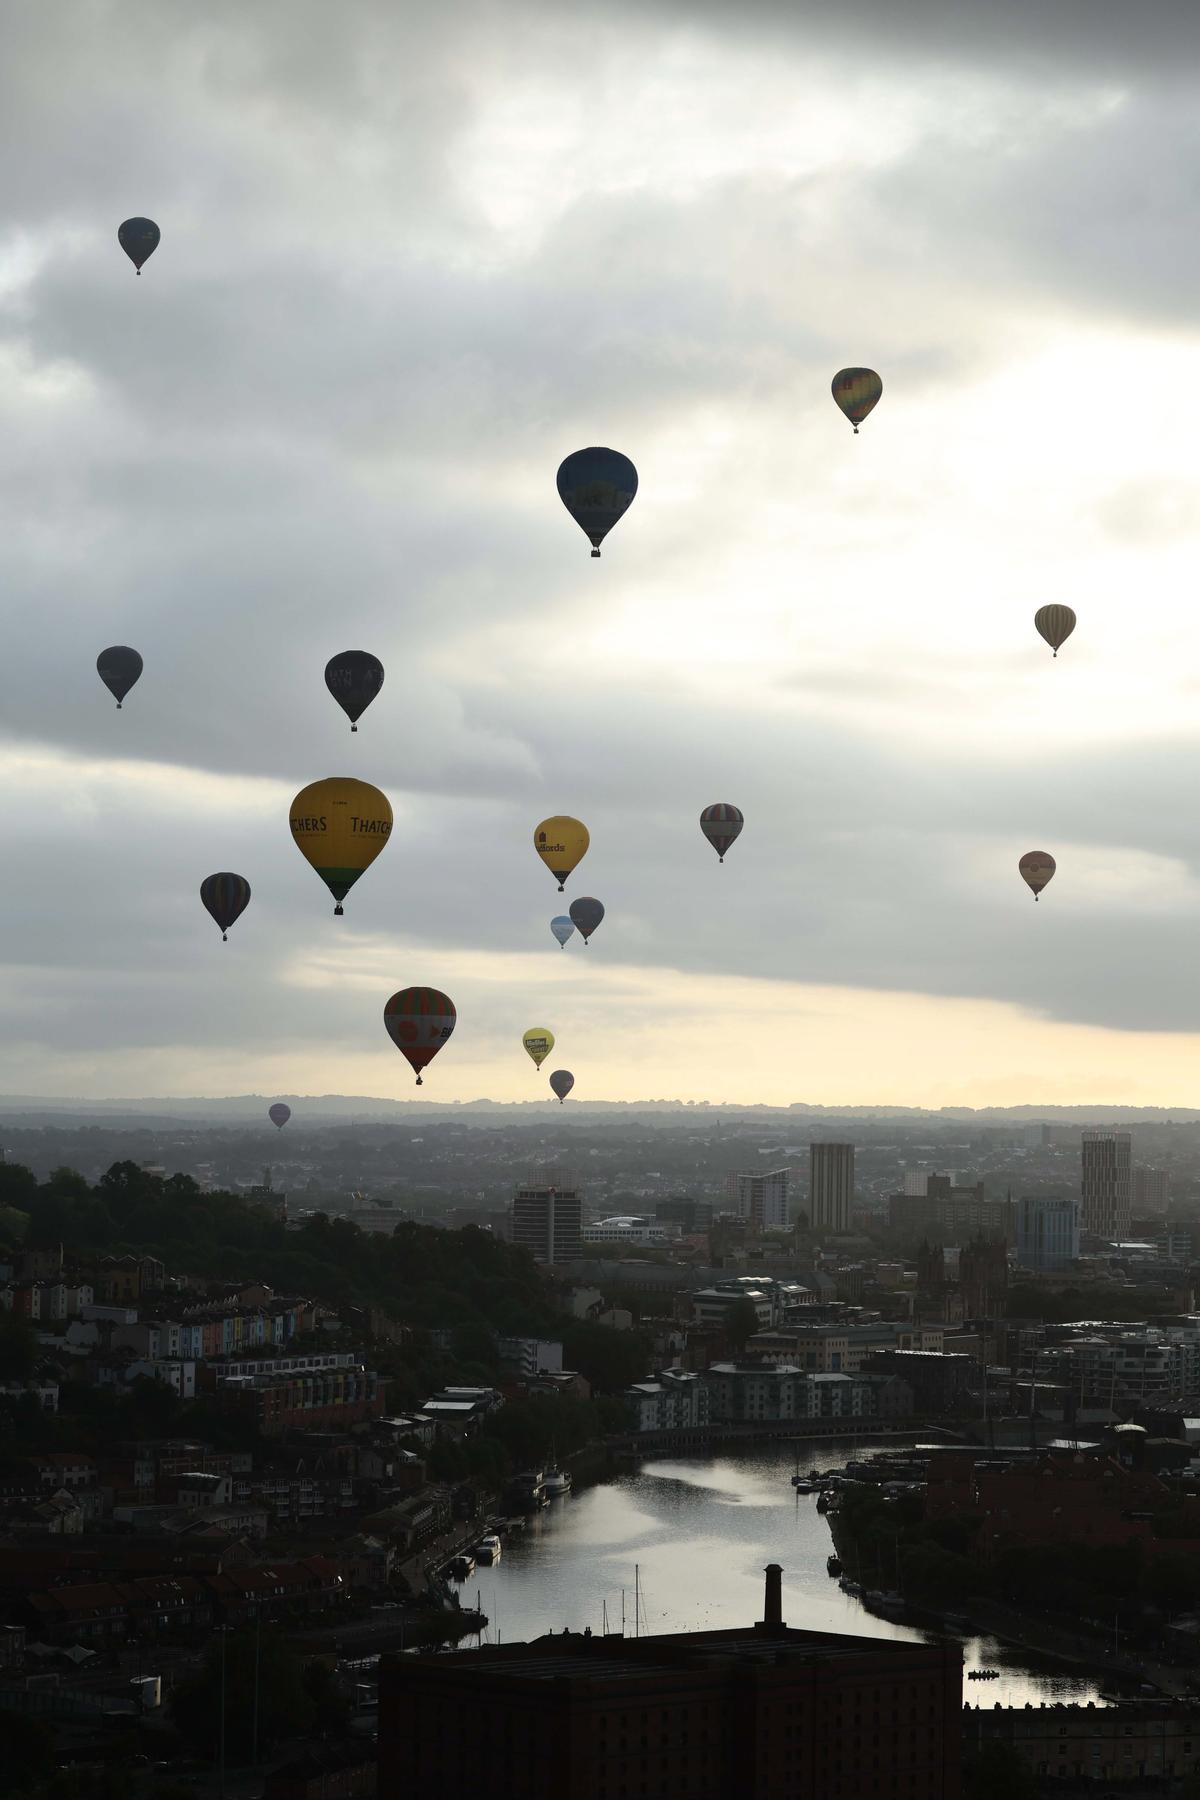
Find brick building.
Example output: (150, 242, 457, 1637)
(964, 1699, 1200, 1785)
(379, 1566, 962, 1799)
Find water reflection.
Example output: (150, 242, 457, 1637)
(459, 1441, 1110, 1709)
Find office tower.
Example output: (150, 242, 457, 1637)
(809, 1143, 854, 1231)
(1133, 1165, 1171, 1217)
(903, 1169, 930, 1196)
(727, 1169, 790, 1230)
(656, 1196, 714, 1234)
(1017, 1196, 1080, 1270)
(1081, 1131, 1131, 1239)
(511, 1175, 582, 1265)
(380, 1566, 963, 1800)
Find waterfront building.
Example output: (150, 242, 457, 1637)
(809, 1142, 854, 1232)
(726, 1168, 790, 1231)
(511, 1178, 583, 1265)
(379, 1565, 963, 1799)
(1016, 1196, 1080, 1270)
(965, 1699, 1200, 1787)
(1081, 1130, 1131, 1239)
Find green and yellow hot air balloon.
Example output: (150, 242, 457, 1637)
(289, 777, 392, 915)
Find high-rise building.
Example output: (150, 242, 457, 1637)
(809, 1143, 854, 1232)
(1133, 1165, 1171, 1217)
(379, 1565, 963, 1800)
(1081, 1131, 1131, 1239)
(1017, 1196, 1080, 1270)
(511, 1177, 582, 1265)
(656, 1196, 714, 1234)
(726, 1169, 790, 1231)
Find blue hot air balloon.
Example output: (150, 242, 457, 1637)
(556, 448, 638, 557)
(550, 915, 575, 949)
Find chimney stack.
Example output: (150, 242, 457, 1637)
(760, 1562, 784, 1631)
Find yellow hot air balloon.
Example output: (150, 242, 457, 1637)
(522, 1026, 555, 1069)
(290, 777, 393, 915)
(534, 815, 589, 892)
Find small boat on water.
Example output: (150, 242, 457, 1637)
(839, 1578, 864, 1597)
(475, 1535, 502, 1562)
(967, 1669, 999, 1681)
(544, 1468, 572, 1497)
(446, 1554, 474, 1581)
(791, 1478, 817, 1493)
(865, 1590, 905, 1616)
(826, 1555, 841, 1577)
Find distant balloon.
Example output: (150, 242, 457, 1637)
(549, 1069, 575, 1105)
(831, 367, 882, 434)
(569, 896, 605, 944)
(534, 816, 589, 892)
(269, 1103, 291, 1130)
(384, 987, 457, 1086)
(201, 872, 251, 942)
(1019, 851, 1056, 902)
(700, 803, 744, 864)
(1034, 605, 1076, 658)
(118, 217, 160, 273)
(97, 646, 143, 709)
(550, 915, 575, 949)
(523, 1028, 555, 1069)
(324, 651, 384, 732)
(557, 448, 638, 557)
(289, 778, 392, 915)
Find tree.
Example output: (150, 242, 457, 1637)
(963, 1740, 1037, 1800)
(0, 1317, 37, 1382)
(0, 1711, 55, 1795)
(171, 1629, 309, 1759)
(724, 1298, 761, 1352)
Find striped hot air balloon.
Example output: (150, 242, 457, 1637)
(1019, 852, 1056, 902)
(200, 872, 251, 942)
(831, 367, 882, 433)
(1034, 605, 1076, 658)
(700, 804, 744, 864)
(384, 987, 456, 1085)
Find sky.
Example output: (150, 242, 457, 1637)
(4, 0, 1200, 1108)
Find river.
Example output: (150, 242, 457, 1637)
(455, 1441, 1110, 1709)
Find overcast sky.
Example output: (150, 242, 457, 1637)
(5, 0, 1200, 1108)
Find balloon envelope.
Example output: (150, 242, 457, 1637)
(201, 872, 251, 941)
(1019, 851, 1056, 900)
(534, 816, 589, 891)
(118, 217, 160, 271)
(1034, 605, 1076, 657)
(523, 1027, 555, 1069)
(556, 448, 638, 556)
(569, 896, 604, 943)
(549, 1069, 575, 1104)
(97, 646, 143, 708)
(290, 777, 392, 914)
(269, 1103, 291, 1129)
(384, 987, 456, 1085)
(700, 803, 743, 863)
(550, 915, 575, 948)
(831, 367, 882, 432)
(325, 651, 384, 730)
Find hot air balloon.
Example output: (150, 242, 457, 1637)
(1034, 605, 1076, 659)
(569, 896, 604, 944)
(118, 217, 160, 273)
(534, 816, 589, 892)
(831, 368, 882, 434)
(384, 987, 456, 1085)
(324, 651, 384, 732)
(290, 778, 392, 915)
(1019, 851, 1056, 901)
(523, 1027, 555, 1069)
(269, 1103, 291, 1130)
(550, 915, 575, 949)
(201, 872, 251, 942)
(556, 448, 638, 557)
(549, 1069, 575, 1104)
(97, 646, 143, 709)
(700, 803, 743, 864)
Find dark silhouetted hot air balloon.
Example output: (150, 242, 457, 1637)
(534, 816, 589, 891)
(290, 778, 392, 915)
(201, 872, 251, 941)
(551, 915, 575, 948)
(700, 803, 743, 863)
(549, 1069, 575, 1104)
(1034, 605, 1076, 659)
(831, 368, 882, 433)
(269, 1103, 291, 1130)
(324, 651, 384, 732)
(523, 1027, 555, 1069)
(569, 896, 604, 944)
(118, 217, 160, 273)
(97, 646, 143, 709)
(384, 987, 457, 1085)
(557, 448, 638, 557)
(1019, 851, 1056, 901)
